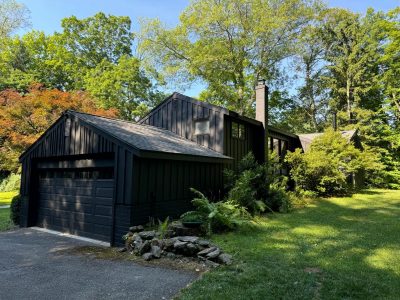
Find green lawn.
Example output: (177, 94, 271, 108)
(0, 190, 18, 206)
(0, 191, 17, 231)
(0, 208, 13, 231)
(178, 189, 400, 300)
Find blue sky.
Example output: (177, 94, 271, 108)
(18, 0, 400, 96)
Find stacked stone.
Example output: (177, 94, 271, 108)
(123, 226, 232, 266)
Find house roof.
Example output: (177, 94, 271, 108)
(70, 111, 231, 161)
(298, 130, 357, 152)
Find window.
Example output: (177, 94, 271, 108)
(232, 122, 245, 139)
(194, 119, 210, 135)
(65, 118, 71, 137)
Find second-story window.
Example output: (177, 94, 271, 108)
(194, 119, 210, 135)
(232, 122, 245, 139)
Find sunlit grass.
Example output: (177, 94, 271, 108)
(0, 190, 18, 206)
(0, 208, 12, 231)
(178, 189, 400, 300)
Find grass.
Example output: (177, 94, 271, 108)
(0, 190, 18, 206)
(0, 208, 13, 231)
(178, 189, 400, 300)
(0, 191, 17, 231)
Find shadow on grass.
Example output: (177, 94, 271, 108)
(179, 190, 400, 300)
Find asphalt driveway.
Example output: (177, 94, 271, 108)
(0, 228, 197, 300)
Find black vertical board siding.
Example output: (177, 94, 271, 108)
(186, 101, 192, 140)
(124, 151, 133, 205)
(172, 100, 177, 133)
(130, 158, 225, 225)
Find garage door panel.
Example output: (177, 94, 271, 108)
(95, 187, 113, 198)
(95, 205, 112, 216)
(37, 167, 114, 242)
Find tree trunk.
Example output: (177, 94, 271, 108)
(346, 78, 352, 121)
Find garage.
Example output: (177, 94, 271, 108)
(36, 167, 114, 242)
(19, 110, 230, 245)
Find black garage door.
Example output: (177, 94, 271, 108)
(36, 168, 114, 242)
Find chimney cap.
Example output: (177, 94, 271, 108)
(257, 78, 266, 86)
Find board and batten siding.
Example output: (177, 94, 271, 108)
(19, 114, 132, 245)
(130, 157, 224, 225)
(19, 112, 227, 245)
(139, 94, 226, 153)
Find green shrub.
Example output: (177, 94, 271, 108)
(0, 173, 21, 192)
(286, 128, 383, 196)
(226, 153, 269, 214)
(181, 188, 250, 234)
(10, 194, 21, 225)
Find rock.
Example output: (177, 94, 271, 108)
(197, 247, 217, 257)
(139, 230, 156, 240)
(132, 235, 143, 251)
(150, 239, 161, 246)
(129, 225, 144, 233)
(166, 252, 176, 259)
(163, 238, 177, 251)
(117, 247, 127, 253)
(185, 243, 199, 256)
(151, 245, 162, 258)
(174, 240, 188, 250)
(169, 222, 203, 236)
(196, 239, 210, 247)
(206, 248, 221, 259)
(142, 252, 153, 261)
(204, 259, 220, 268)
(178, 236, 199, 243)
(138, 240, 151, 255)
(126, 232, 134, 237)
(217, 253, 232, 265)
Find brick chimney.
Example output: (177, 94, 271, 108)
(256, 79, 268, 128)
(255, 79, 269, 162)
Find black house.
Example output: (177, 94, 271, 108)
(18, 82, 300, 245)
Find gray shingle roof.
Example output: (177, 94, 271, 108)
(298, 130, 357, 152)
(70, 111, 231, 160)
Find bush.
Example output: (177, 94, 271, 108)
(226, 153, 268, 214)
(10, 194, 21, 225)
(286, 128, 383, 196)
(0, 173, 21, 192)
(181, 188, 250, 234)
(226, 152, 294, 214)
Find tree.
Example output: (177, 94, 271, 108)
(291, 24, 329, 132)
(0, 84, 117, 172)
(139, 0, 322, 115)
(0, 13, 164, 120)
(286, 128, 382, 196)
(84, 55, 165, 120)
(319, 8, 383, 122)
(0, 0, 30, 38)
(59, 12, 134, 70)
(380, 8, 400, 125)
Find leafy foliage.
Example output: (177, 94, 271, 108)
(0, 173, 20, 192)
(139, 0, 322, 115)
(286, 128, 383, 196)
(0, 0, 30, 38)
(181, 188, 250, 234)
(0, 84, 117, 172)
(0, 13, 164, 119)
(10, 193, 20, 225)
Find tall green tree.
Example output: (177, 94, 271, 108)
(291, 24, 329, 132)
(0, 0, 30, 38)
(139, 0, 323, 116)
(320, 8, 383, 122)
(0, 13, 164, 120)
(380, 8, 400, 126)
